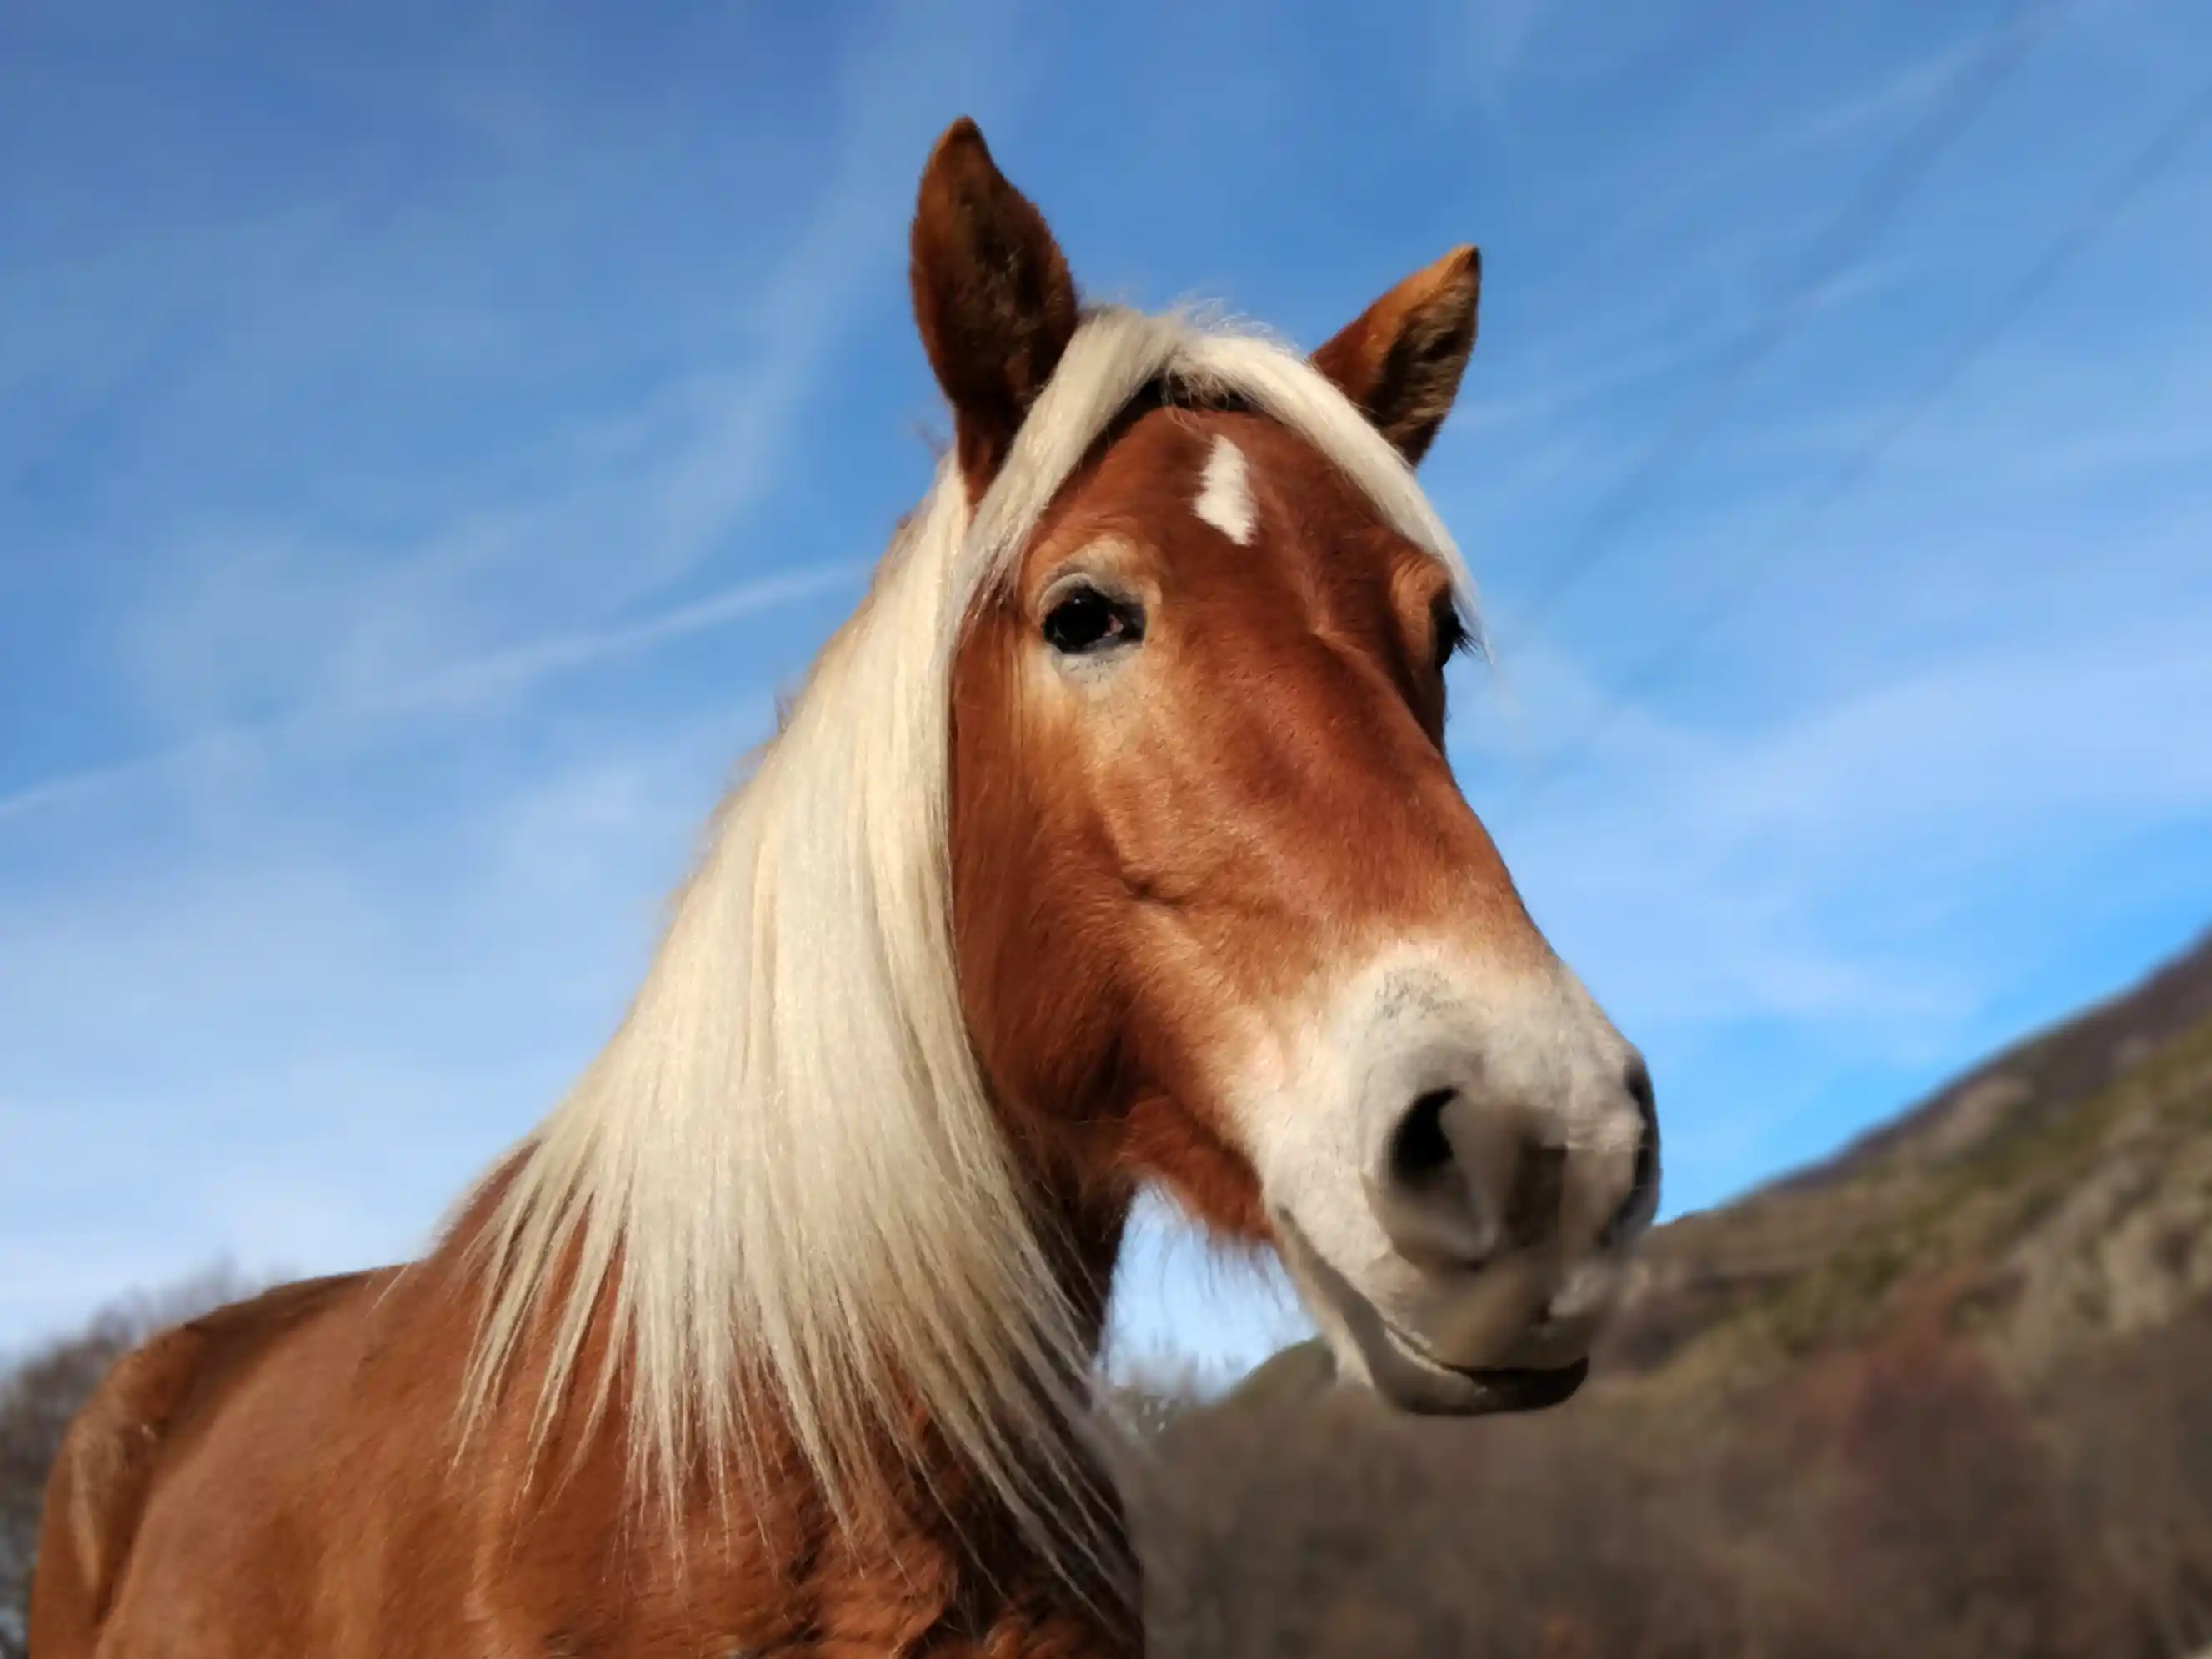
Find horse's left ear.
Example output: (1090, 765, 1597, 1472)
(1311, 246, 1482, 466)
(910, 118, 1080, 499)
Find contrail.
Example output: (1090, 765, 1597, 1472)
(0, 560, 864, 827)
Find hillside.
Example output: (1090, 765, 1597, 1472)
(1597, 929, 2212, 1393)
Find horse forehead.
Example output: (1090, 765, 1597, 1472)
(1056, 408, 1380, 559)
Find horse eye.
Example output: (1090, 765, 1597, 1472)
(1043, 586, 1143, 655)
(1431, 597, 1471, 666)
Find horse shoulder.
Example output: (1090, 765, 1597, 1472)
(27, 1271, 381, 1657)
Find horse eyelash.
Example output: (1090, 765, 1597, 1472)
(1433, 599, 1473, 664)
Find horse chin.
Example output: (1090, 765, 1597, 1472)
(1271, 1210, 1591, 1419)
(1360, 1328, 1589, 1416)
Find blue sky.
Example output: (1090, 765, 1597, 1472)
(4, 0, 2209, 1376)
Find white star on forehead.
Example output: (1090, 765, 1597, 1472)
(1194, 434, 1256, 545)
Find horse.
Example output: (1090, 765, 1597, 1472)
(30, 118, 1659, 1659)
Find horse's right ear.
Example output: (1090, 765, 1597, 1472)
(910, 118, 1079, 501)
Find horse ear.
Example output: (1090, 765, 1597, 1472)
(910, 118, 1080, 499)
(1311, 246, 1482, 466)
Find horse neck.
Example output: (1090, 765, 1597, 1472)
(443, 1148, 1145, 1653)
(765, 1155, 1140, 1647)
(753, 1170, 1143, 1654)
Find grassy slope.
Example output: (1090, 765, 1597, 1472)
(1597, 932, 2212, 1397)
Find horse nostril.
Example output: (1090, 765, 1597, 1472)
(1369, 1087, 1502, 1267)
(1624, 1055, 1656, 1130)
(1603, 1059, 1660, 1247)
(1389, 1088, 1459, 1186)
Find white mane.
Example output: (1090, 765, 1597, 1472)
(457, 303, 1480, 1561)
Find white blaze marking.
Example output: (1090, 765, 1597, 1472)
(1194, 435, 1256, 545)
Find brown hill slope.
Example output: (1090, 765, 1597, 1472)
(1599, 928, 2212, 1393)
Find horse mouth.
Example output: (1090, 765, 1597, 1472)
(1386, 1338, 1589, 1415)
(1271, 1210, 1593, 1418)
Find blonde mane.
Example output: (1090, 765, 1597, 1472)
(457, 303, 1481, 1561)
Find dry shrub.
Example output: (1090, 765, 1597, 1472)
(2044, 1297, 2212, 1655)
(1123, 1301, 2212, 1658)
(1126, 1376, 1734, 1659)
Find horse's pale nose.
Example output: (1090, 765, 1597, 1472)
(1252, 950, 1657, 1407)
(1366, 1055, 1656, 1274)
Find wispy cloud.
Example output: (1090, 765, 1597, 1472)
(1459, 589, 2212, 1195)
(1576, 24, 2015, 257)
(0, 562, 863, 827)
(19, 0, 1024, 749)
(1424, 0, 1556, 119)
(0, 694, 766, 1345)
